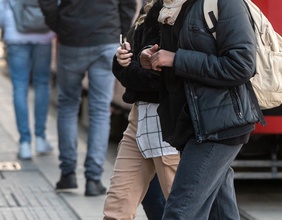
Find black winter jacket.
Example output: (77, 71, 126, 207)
(112, 1, 162, 104)
(38, 0, 136, 46)
(157, 0, 265, 147)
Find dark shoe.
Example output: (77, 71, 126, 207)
(85, 179, 106, 196)
(56, 173, 78, 190)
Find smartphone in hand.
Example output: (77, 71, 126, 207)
(120, 34, 132, 53)
(120, 34, 125, 49)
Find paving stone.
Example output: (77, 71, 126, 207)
(0, 171, 78, 220)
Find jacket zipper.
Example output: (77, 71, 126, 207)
(233, 88, 243, 119)
(187, 82, 204, 143)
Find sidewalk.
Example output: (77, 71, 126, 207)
(0, 41, 147, 219)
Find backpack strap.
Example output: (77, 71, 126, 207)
(203, 0, 218, 38)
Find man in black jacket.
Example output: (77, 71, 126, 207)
(39, 0, 136, 196)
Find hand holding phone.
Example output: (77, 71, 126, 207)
(120, 34, 132, 52)
(117, 35, 132, 67)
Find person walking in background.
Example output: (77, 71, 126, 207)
(103, 0, 180, 219)
(139, 0, 265, 219)
(0, 0, 55, 160)
(39, 0, 136, 196)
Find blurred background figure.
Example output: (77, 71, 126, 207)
(0, 0, 55, 160)
(39, 0, 136, 196)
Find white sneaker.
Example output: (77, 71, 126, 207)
(18, 142, 32, 160)
(36, 137, 53, 155)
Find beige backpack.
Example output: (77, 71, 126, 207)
(204, 0, 282, 109)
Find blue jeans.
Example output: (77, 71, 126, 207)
(6, 44, 52, 143)
(162, 139, 242, 220)
(142, 174, 166, 220)
(56, 43, 117, 180)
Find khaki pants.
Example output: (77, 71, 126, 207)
(103, 104, 180, 220)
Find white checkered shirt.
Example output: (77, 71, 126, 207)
(136, 102, 179, 158)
